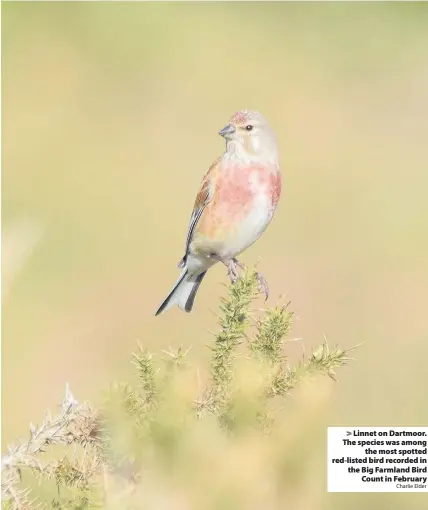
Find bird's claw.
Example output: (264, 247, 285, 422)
(225, 259, 268, 299)
(225, 258, 247, 284)
(226, 259, 240, 284)
(254, 271, 269, 301)
(231, 258, 246, 271)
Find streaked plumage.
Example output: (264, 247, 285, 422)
(155, 110, 281, 316)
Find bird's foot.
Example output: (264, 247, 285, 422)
(231, 258, 246, 271)
(254, 271, 269, 301)
(225, 258, 240, 284)
(222, 258, 246, 284)
(223, 258, 268, 299)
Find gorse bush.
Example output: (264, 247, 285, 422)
(2, 269, 354, 510)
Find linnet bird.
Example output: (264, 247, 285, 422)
(155, 110, 281, 316)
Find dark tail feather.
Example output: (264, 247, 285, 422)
(154, 270, 188, 316)
(184, 271, 207, 312)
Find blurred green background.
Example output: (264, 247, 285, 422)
(2, 2, 428, 508)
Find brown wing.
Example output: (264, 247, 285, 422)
(178, 159, 219, 268)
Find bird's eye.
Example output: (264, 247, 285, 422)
(245, 125, 253, 131)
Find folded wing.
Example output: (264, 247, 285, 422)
(178, 159, 219, 268)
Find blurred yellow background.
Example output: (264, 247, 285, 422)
(2, 3, 428, 508)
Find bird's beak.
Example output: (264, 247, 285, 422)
(219, 123, 236, 138)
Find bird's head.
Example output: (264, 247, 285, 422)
(219, 110, 278, 164)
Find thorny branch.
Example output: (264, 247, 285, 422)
(1, 385, 102, 510)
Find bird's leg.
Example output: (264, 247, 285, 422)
(224, 258, 240, 284)
(231, 258, 246, 271)
(229, 258, 269, 299)
(212, 257, 240, 284)
(254, 271, 269, 301)
(224, 257, 248, 284)
(207, 253, 244, 284)
(213, 255, 267, 297)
